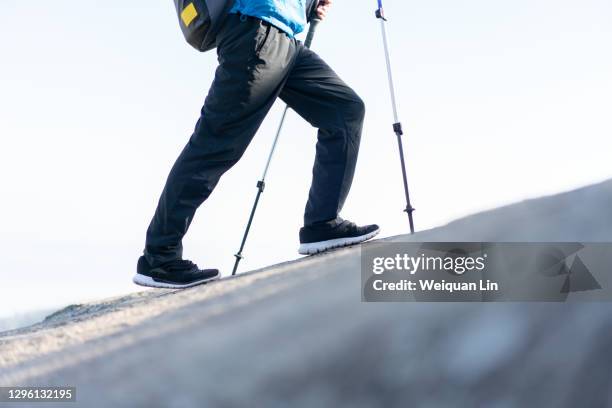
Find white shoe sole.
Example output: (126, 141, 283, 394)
(132, 272, 220, 289)
(298, 228, 380, 255)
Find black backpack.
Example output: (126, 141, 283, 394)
(173, 0, 235, 52)
(174, 0, 319, 52)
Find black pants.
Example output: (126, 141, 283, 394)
(145, 15, 365, 266)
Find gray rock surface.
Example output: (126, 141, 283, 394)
(1, 179, 612, 407)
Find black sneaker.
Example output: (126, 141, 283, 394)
(133, 256, 220, 289)
(298, 218, 380, 255)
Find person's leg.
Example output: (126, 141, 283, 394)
(279, 45, 379, 255)
(144, 16, 298, 267)
(279, 45, 366, 226)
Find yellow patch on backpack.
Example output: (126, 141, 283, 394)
(181, 3, 198, 27)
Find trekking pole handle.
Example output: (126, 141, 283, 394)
(304, 2, 322, 49)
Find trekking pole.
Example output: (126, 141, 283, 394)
(232, 10, 322, 276)
(375, 0, 416, 234)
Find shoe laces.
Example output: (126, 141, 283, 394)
(338, 219, 357, 230)
(164, 259, 197, 272)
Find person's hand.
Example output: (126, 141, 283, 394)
(316, 0, 332, 20)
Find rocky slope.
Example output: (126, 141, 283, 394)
(1, 179, 611, 407)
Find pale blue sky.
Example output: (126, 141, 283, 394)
(1, 0, 611, 315)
